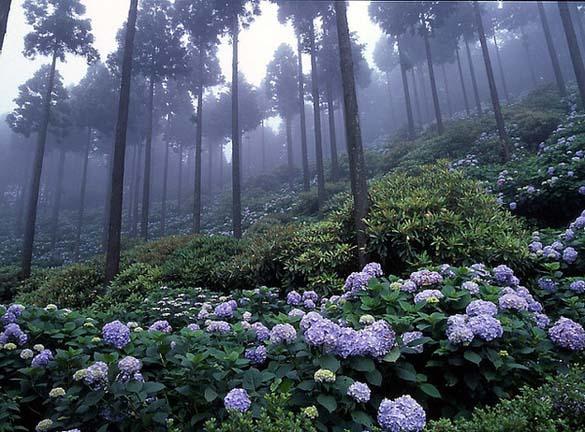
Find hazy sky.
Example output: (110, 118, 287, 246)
(0, 0, 383, 114)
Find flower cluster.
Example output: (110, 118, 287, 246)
(414, 290, 444, 304)
(117, 356, 143, 382)
(31, 349, 54, 368)
(214, 300, 237, 319)
(206, 320, 231, 334)
(224, 388, 251, 413)
(409, 270, 443, 287)
(269, 323, 297, 344)
(401, 331, 424, 354)
(102, 320, 131, 349)
(1, 304, 24, 325)
(244, 345, 267, 365)
(314, 368, 336, 383)
(0, 322, 28, 346)
(347, 381, 371, 403)
(79, 361, 109, 390)
(148, 320, 172, 333)
(447, 305, 503, 345)
(343, 263, 383, 297)
(377, 395, 426, 432)
(548, 317, 585, 351)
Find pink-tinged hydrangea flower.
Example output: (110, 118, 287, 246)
(148, 320, 172, 333)
(206, 320, 231, 334)
(401, 331, 424, 354)
(549, 317, 585, 351)
(570, 280, 585, 293)
(466, 300, 498, 317)
(286, 291, 302, 306)
(414, 290, 444, 304)
(269, 324, 297, 344)
(468, 315, 503, 341)
(347, 381, 371, 403)
(31, 349, 53, 368)
(409, 270, 443, 287)
(498, 293, 529, 311)
(462, 281, 480, 295)
(377, 395, 426, 432)
(224, 388, 251, 413)
(244, 345, 267, 365)
(102, 320, 131, 349)
(251, 322, 270, 341)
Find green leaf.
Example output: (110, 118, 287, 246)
(351, 410, 373, 426)
(463, 351, 482, 365)
(319, 355, 341, 372)
(383, 347, 401, 363)
(204, 387, 218, 402)
(317, 394, 337, 413)
(420, 383, 441, 398)
(351, 357, 375, 373)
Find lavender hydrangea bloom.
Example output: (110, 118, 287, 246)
(1, 304, 24, 325)
(347, 381, 371, 403)
(224, 388, 251, 413)
(528, 241, 543, 253)
(466, 300, 498, 317)
(414, 290, 444, 304)
(362, 320, 395, 358)
(117, 356, 143, 382)
(543, 246, 561, 260)
(400, 280, 418, 293)
(377, 395, 426, 432)
(251, 322, 270, 341)
(300, 312, 324, 331)
(462, 281, 480, 295)
(304, 318, 340, 351)
(286, 291, 302, 306)
(499, 293, 529, 311)
(570, 280, 585, 294)
(245, 345, 267, 365)
(148, 320, 172, 333)
(549, 317, 585, 351)
(446, 315, 474, 345)
(579, 186, 585, 195)
(84, 361, 109, 389)
(362, 262, 383, 278)
(214, 302, 236, 319)
(409, 270, 443, 287)
(492, 265, 516, 286)
(468, 315, 503, 341)
(565, 229, 576, 241)
(573, 216, 585, 229)
(533, 313, 550, 329)
(303, 291, 319, 302)
(0, 323, 28, 346)
(186, 323, 200, 331)
(206, 321, 231, 334)
(344, 272, 372, 296)
(552, 241, 564, 251)
(402, 331, 424, 353)
(563, 247, 578, 264)
(31, 349, 53, 368)
(288, 308, 305, 318)
(303, 299, 316, 309)
(538, 278, 557, 293)
(269, 324, 297, 344)
(102, 321, 131, 349)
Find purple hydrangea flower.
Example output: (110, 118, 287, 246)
(569, 280, 585, 294)
(462, 281, 480, 295)
(549, 317, 585, 351)
(214, 302, 236, 319)
(300, 312, 324, 331)
(148, 320, 172, 333)
(564, 229, 576, 241)
(552, 241, 564, 251)
(251, 322, 270, 341)
(31, 349, 53, 368)
(446, 314, 474, 345)
(2, 304, 24, 325)
(286, 291, 302, 306)
(303, 291, 319, 302)
(288, 308, 305, 318)
(499, 293, 529, 311)
(468, 315, 503, 341)
(528, 241, 543, 253)
(466, 300, 498, 317)
(84, 361, 109, 389)
(361, 320, 396, 358)
(304, 318, 340, 351)
(400, 280, 418, 293)
(538, 278, 557, 293)
(377, 395, 426, 432)
(224, 388, 251, 413)
(303, 299, 316, 309)
(245, 345, 267, 365)
(543, 246, 561, 260)
(563, 247, 578, 264)
(579, 185, 585, 195)
(492, 265, 516, 286)
(102, 321, 131, 349)
(269, 324, 297, 344)
(344, 272, 372, 296)
(402, 331, 424, 353)
(206, 320, 231, 334)
(573, 216, 585, 229)
(362, 262, 383, 278)
(186, 323, 200, 331)
(0, 323, 28, 346)
(533, 313, 550, 329)
(347, 381, 371, 403)
(409, 270, 443, 287)
(509, 202, 517, 210)
(414, 290, 444, 304)
(117, 356, 143, 382)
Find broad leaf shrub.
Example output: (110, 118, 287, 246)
(1, 263, 583, 431)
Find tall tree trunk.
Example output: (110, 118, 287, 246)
(194, 65, 204, 234)
(385, 71, 396, 126)
(126, 137, 137, 232)
(492, 32, 510, 103)
(0, 0, 12, 53)
(161, 139, 169, 236)
(520, 25, 538, 88)
(423, 29, 444, 133)
(285, 116, 294, 186)
(538, 1, 566, 97)
(21, 45, 58, 278)
(410, 69, 423, 127)
(326, 80, 339, 181)
(261, 119, 266, 172)
(417, 67, 430, 123)
(104, 0, 138, 283)
(309, 20, 326, 208)
(74, 127, 92, 261)
(465, 38, 482, 115)
(16, 157, 31, 237)
(177, 143, 183, 212)
(297, 36, 310, 192)
(571, 4, 585, 55)
(398, 38, 415, 139)
(208, 142, 213, 193)
(441, 63, 453, 119)
(218, 144, 224, 191)
(559, 1, 585, 105)
(141, 74, 155, 241)
(474, 1, 510, 161)
(334, 1, 369, 267)
(132, 142, 143, 238)
(102, 147, 114, 252)
(231, 15, 242, 238)
(49, 147, 66, 253)
(456, 46, 471, 116)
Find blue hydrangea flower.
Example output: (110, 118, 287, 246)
(401, 331, 424, 354)
(117, 356, 143, 382)
(362, 262, 383, 278)
(244, 345, 267, 365)
(286, 291, 302, 306)
(549, 317, 585, 351)
(400, 280, 418, 293)
(206, 320, 231, 334)
(214, 302, 236, 319)
(224, 388, 251, 413)
(538, 278, 557, 293)
(462, 281, 480, 295)
(414, 290, 444, 304)
(409, 270, 443, 287)
(468, 315, 503, 341)
(251, 322, 270, 341)
(528, 241, 543, 253)
(148, 320, 172, 333)
(186, 323, 200, 331)
(84, 361, 109, 389)
(304, 318, 340, 351)
(303, 291, 319, 302)
(563, 247, 578, 264)
(498, 293, 529, 311)
(492, 265, 516, 286)
(347, 381, 371, 403)
(377, 395, 426, 432)
(269, 324, 297, 344)
(31, 349, 53, 368)
(102, 320, 131, 349)
(466, 300, 497, 317)
(300, 312, 324, 331)
(570, 280, 585, 294)
(0, 323, 28, 346)
(303, 299, 316, 309)
(344, 272, 372, 296)
(361, 320, 395, 358)
(533, 313, 550, 329)
(446, 315, 474, 345)
(288, 308, 305, 318)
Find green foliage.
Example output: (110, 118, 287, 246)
(124, 235, 196, 267)
(0, 266, 21, 303)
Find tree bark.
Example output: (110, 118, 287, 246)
(297, 36, 310, 192)
(161, 139, 169, 236)
(538, 1, 566, 97)
(398, 37, 415, 139)
(571, 4, 585, 55)
(49, 147, 66, 253)
(105, 0, 138, 283)
(417, 66, 430, 123)
(21, 45, 58, 278)
(15, 156, 31, 237)
(410, 69, 422, 127)
(177, 143, 183, 212)
(560, 1, 585, 105)
(231, 15, 242, 238)
(141, 74, 155, 241)
(456, 46, 471, 116)
(74, 127, 92, 261)
(474, 1, 510, 161)
(207, 141, 213, 193)
(261, 119, 266, 172)
(284, 116, 294, 187)
(131, 141, 143, 237)
(385, 71, 396, 126)
(194, 50, 204, 234)
(423, 29, 444, 133)
(326, 80, 339, 181)
(465, 38, 482, 115)
(309, 20, 326, 208)
(520, 25, 538, 88)
(492, 32, 510, 103)
(334, 1, 369, 267)
(126, 136, 137, 232)
(0, 0, 12, 53)
(440, 63, 453, 119)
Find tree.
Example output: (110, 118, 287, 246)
(265, 43, 298, 185)
(0, 0, 12, 52)
(537, 1, 566, 97)
(104, 0, 139, 283)
(559, 1, 585, 105)
(20, 0, 97, 278)
(334, 1, 368, 267)
(373, 34, 399, 127)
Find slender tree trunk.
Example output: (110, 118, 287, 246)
(74, 127, 92, 261)
(440, 64, 453, 119)
(571, 4, 585, 55)
(520, 25, 538, 88)
(423, 29, 444, 133)
(21, 46, 58, 278)
(177, 143, 183, 212)
(161, 139, 169, 236)
(219, 145, 224, 191)
(49, 148, 66, 253)
(102, 147, 114, 251)
(398, 38, 415, 139)
(417, 67, 430, 123)
(141, 74, 154, 241)
(105, 0, 138, 283)
(309, 21, 326, 207)
(126, 137, 137, 232)
(474, 1, 510, 161)
(0, 0, 12, 53)
(335, 1, 368, 267)
(285, 116, 294, 186)
(194, 53, 204, 234)
(326, 80, 339, 181)
(538, 1, 566, 97)
(261, 119, 266, 172)
(560, 1, 585, 105)
(410, 69, 422, 127)
(208, 142, 213, 193)
(297, 36, 310, 192)
(465, 38, 482, 115)
(132, 141, 143, 237)
(456, 46, 471, 117)
(231, 15, 242, 238)
(492, 32, 510, 103)
(15, 158, 31, 237)
(385, 71, 396, 126)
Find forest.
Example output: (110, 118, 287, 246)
(1, 0, 585, 431)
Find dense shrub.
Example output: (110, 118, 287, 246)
(0, 266, 20, 303)
(123, 235, 196, 267)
